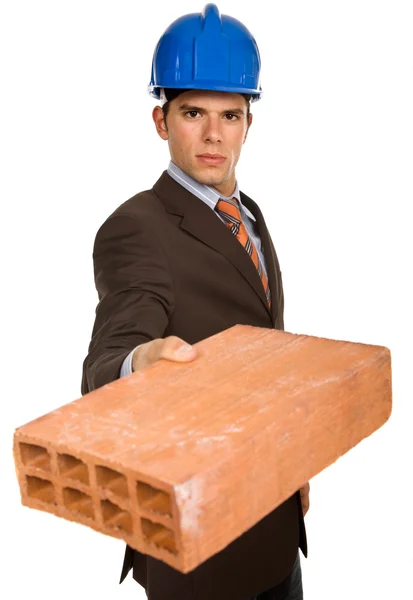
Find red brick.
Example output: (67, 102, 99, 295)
(13, 324, 392, 572)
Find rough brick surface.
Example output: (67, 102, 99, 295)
(13, 324, 392, 573)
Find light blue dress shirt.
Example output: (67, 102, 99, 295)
(120, 160, 268, 377)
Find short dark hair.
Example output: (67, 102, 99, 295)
(161, 88, 252, 128)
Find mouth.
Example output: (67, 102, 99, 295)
(197, 154, 227, 165)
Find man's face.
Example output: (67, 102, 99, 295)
(152, 89, 253, 196)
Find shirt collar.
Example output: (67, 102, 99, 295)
(167, 160, 256, 222)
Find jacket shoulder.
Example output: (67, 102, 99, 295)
(93, 188, 166, 238)
(110, 187, 163, 220)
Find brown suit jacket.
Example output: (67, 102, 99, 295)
(81, 171, 307, 600)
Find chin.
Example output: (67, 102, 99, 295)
(198, 173, 225, 187)
(194, 164, 227, 179)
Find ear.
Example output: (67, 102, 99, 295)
(243, 113, 253, 143)
(152, 106, 168, 140)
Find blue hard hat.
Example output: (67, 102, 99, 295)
(148, 3, 262, 102)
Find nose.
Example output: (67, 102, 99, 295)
(202, 115, 222, 144)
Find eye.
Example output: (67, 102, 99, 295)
(185, 110, 201, 118)
(224, 113, 239, 121)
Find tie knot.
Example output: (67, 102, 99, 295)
(215, 196, 242, 223)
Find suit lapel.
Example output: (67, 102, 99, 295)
(153, 171, 278, 324)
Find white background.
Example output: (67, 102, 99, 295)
(1, 1, 412, 598)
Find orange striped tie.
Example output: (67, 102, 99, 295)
(215, 197, 271, 309)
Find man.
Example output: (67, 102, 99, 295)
(81, 4, 309, 599)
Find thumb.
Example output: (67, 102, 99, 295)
(174, 343, 196, 359)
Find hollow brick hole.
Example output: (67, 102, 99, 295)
(137, 481, 172, 516)
(26, 475, 55, 504)
(57, 453, 89, 485)
(20, 443, 51, 472)
(101, 499, 132, 534)
(141, 517, 177, 554)
(62, 487, 94, 519)
(96, 465, 129, 498)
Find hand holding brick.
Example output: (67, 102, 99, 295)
(13, 324, 392, 573)
(131, 336, 197, 372)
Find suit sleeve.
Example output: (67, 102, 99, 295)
(81, 212, 175, 395)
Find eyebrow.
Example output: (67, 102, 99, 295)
(177, 103, 245, 116)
